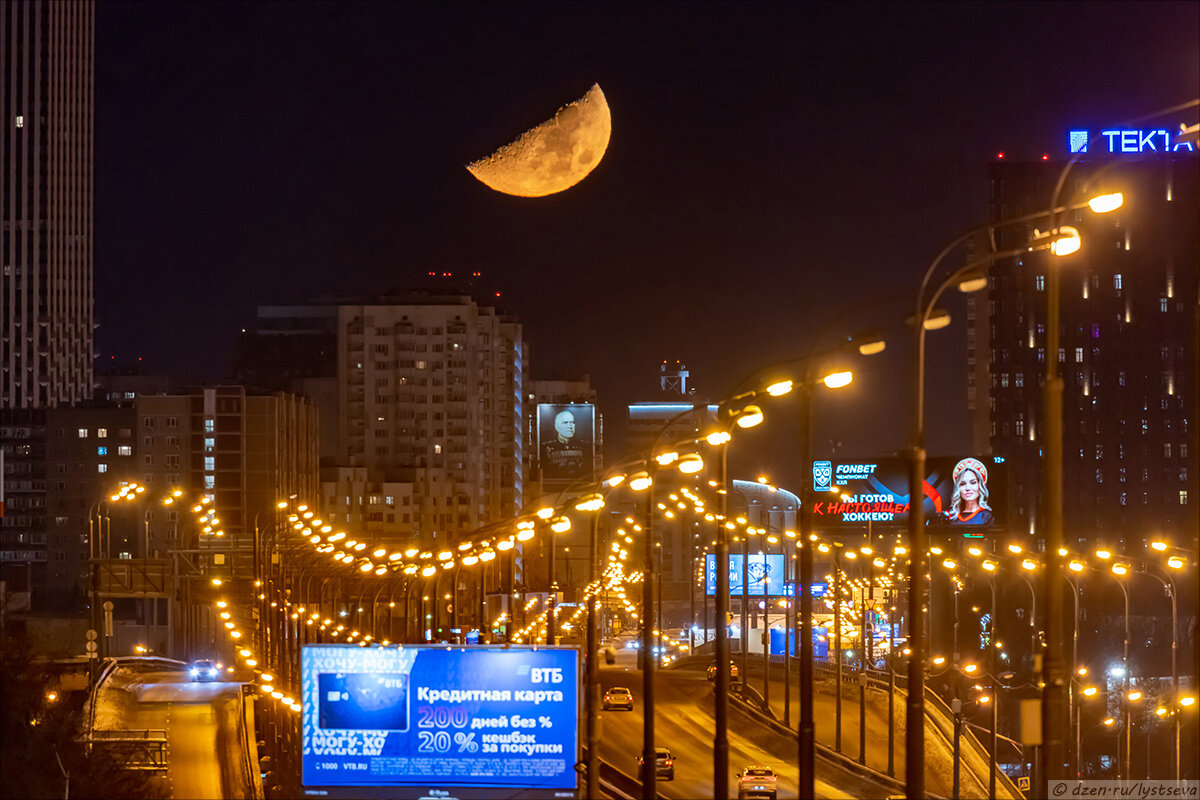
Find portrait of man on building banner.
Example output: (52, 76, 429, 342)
(538, 404, 595, 484)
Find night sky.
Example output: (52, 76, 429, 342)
(94, 2, 1200, 485)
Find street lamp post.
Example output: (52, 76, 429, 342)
(833, 545, 843, 752)
(797, 380, 816, 799)
(714, 440, 732, 800)
(637, 466, 656, 800)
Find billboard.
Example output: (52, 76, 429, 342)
(810, 456, 1007, 529)
(704, 553, 785, 596)
(301, 645, 578, 796)
(537, 404, 595, 484)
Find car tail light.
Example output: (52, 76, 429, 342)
(664, 759, 673, 766)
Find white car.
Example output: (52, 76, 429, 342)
(737, 765, 778, 800)
(189, 659, 220, 682)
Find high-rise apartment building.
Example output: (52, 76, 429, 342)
(235, 293, 527, 547)
(970, 152, 1198, 548)
(135, 386, 320, 579)
(2, 404, 136, 610)
(2, 0, 95, 409)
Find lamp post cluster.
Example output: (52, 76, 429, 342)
(930, 536, 1195, 785)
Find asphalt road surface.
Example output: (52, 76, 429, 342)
(597, 646, 884, 799)
(118, 666, 251, 799)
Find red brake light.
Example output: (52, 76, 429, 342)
(665, 759, 673, 766)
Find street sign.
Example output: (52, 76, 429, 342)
(1018, 776, 1031, 791)
(86, 629, 98, 641)
(85, 641, 98, 653)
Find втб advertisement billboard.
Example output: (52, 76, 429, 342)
(301, 645, 578, 798)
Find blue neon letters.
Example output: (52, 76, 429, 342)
(1068, 128, 1194, 154)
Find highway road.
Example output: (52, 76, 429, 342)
(596, 647, 891, 799)
(95, 661, 253, 800)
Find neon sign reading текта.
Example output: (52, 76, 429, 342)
(1069, 128, 1195, 154)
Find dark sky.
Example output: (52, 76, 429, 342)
(94, 1, 1200, 485)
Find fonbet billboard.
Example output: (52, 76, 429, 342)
(810, 456, 1007, 530)
(302, 645, 578, 797)
(537, 404, 595, 485)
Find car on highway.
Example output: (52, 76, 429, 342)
(603, 686, 634, 711)
(189, 659, 220, 682)
(737, 765, 778, 799)
(707, 660, 740, 681)
(637, 747, 675, 781)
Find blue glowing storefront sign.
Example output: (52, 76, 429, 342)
(1069, 128, 1194, 154)
(301, 645, 578, 794)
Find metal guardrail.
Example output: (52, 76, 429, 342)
(725, 690, 916, 798)
(86, 729, 168, 773)
(581, 749, 669, 800)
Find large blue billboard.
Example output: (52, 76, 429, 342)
(301, 645, 578, 796)
(704, 553, 785, 596)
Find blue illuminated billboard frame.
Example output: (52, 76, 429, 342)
(300, 645, 578, 798)
(704, 553, 786, 596)
(809, 455, 1008, 530)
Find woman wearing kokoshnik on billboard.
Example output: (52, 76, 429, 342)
(946, 457, 994, 526)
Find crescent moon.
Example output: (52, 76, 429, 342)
(466, 83, 611, 197)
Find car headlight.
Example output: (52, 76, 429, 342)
(208, 668, 218, 676)
(189, 668, 198, 676)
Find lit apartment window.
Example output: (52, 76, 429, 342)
(1181, 491, 1189, 505)
(77, 428, 88, 438)
(97, 464, 108, 473)
(205, 457, 215, 471)
(97, 428, 108, 438)
(15, 115, 24, 127)
(205, 476, 215, 489)
(97, 447, 107, 456)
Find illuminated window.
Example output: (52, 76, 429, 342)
(15, 115, 23, 127)
(97, 464, 107, 473)
(205, 456, 215, 471)
(118, 445, 131, 456)
(1177, 491, 1187, 505)
(77, 428, 88, 438)
(1036, 275, 1045, 291)
(97, 428, 108, 438)
(97, 447, 107, 456)
(1161, 298, 1169, 312)
(1075, 348, 1084, 362)
(1114, 274, 1122, 290)
(204, 418, 215, 433)
(204, 475, 215, 489)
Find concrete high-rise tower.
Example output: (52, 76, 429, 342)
(2, 0, 95, 409)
